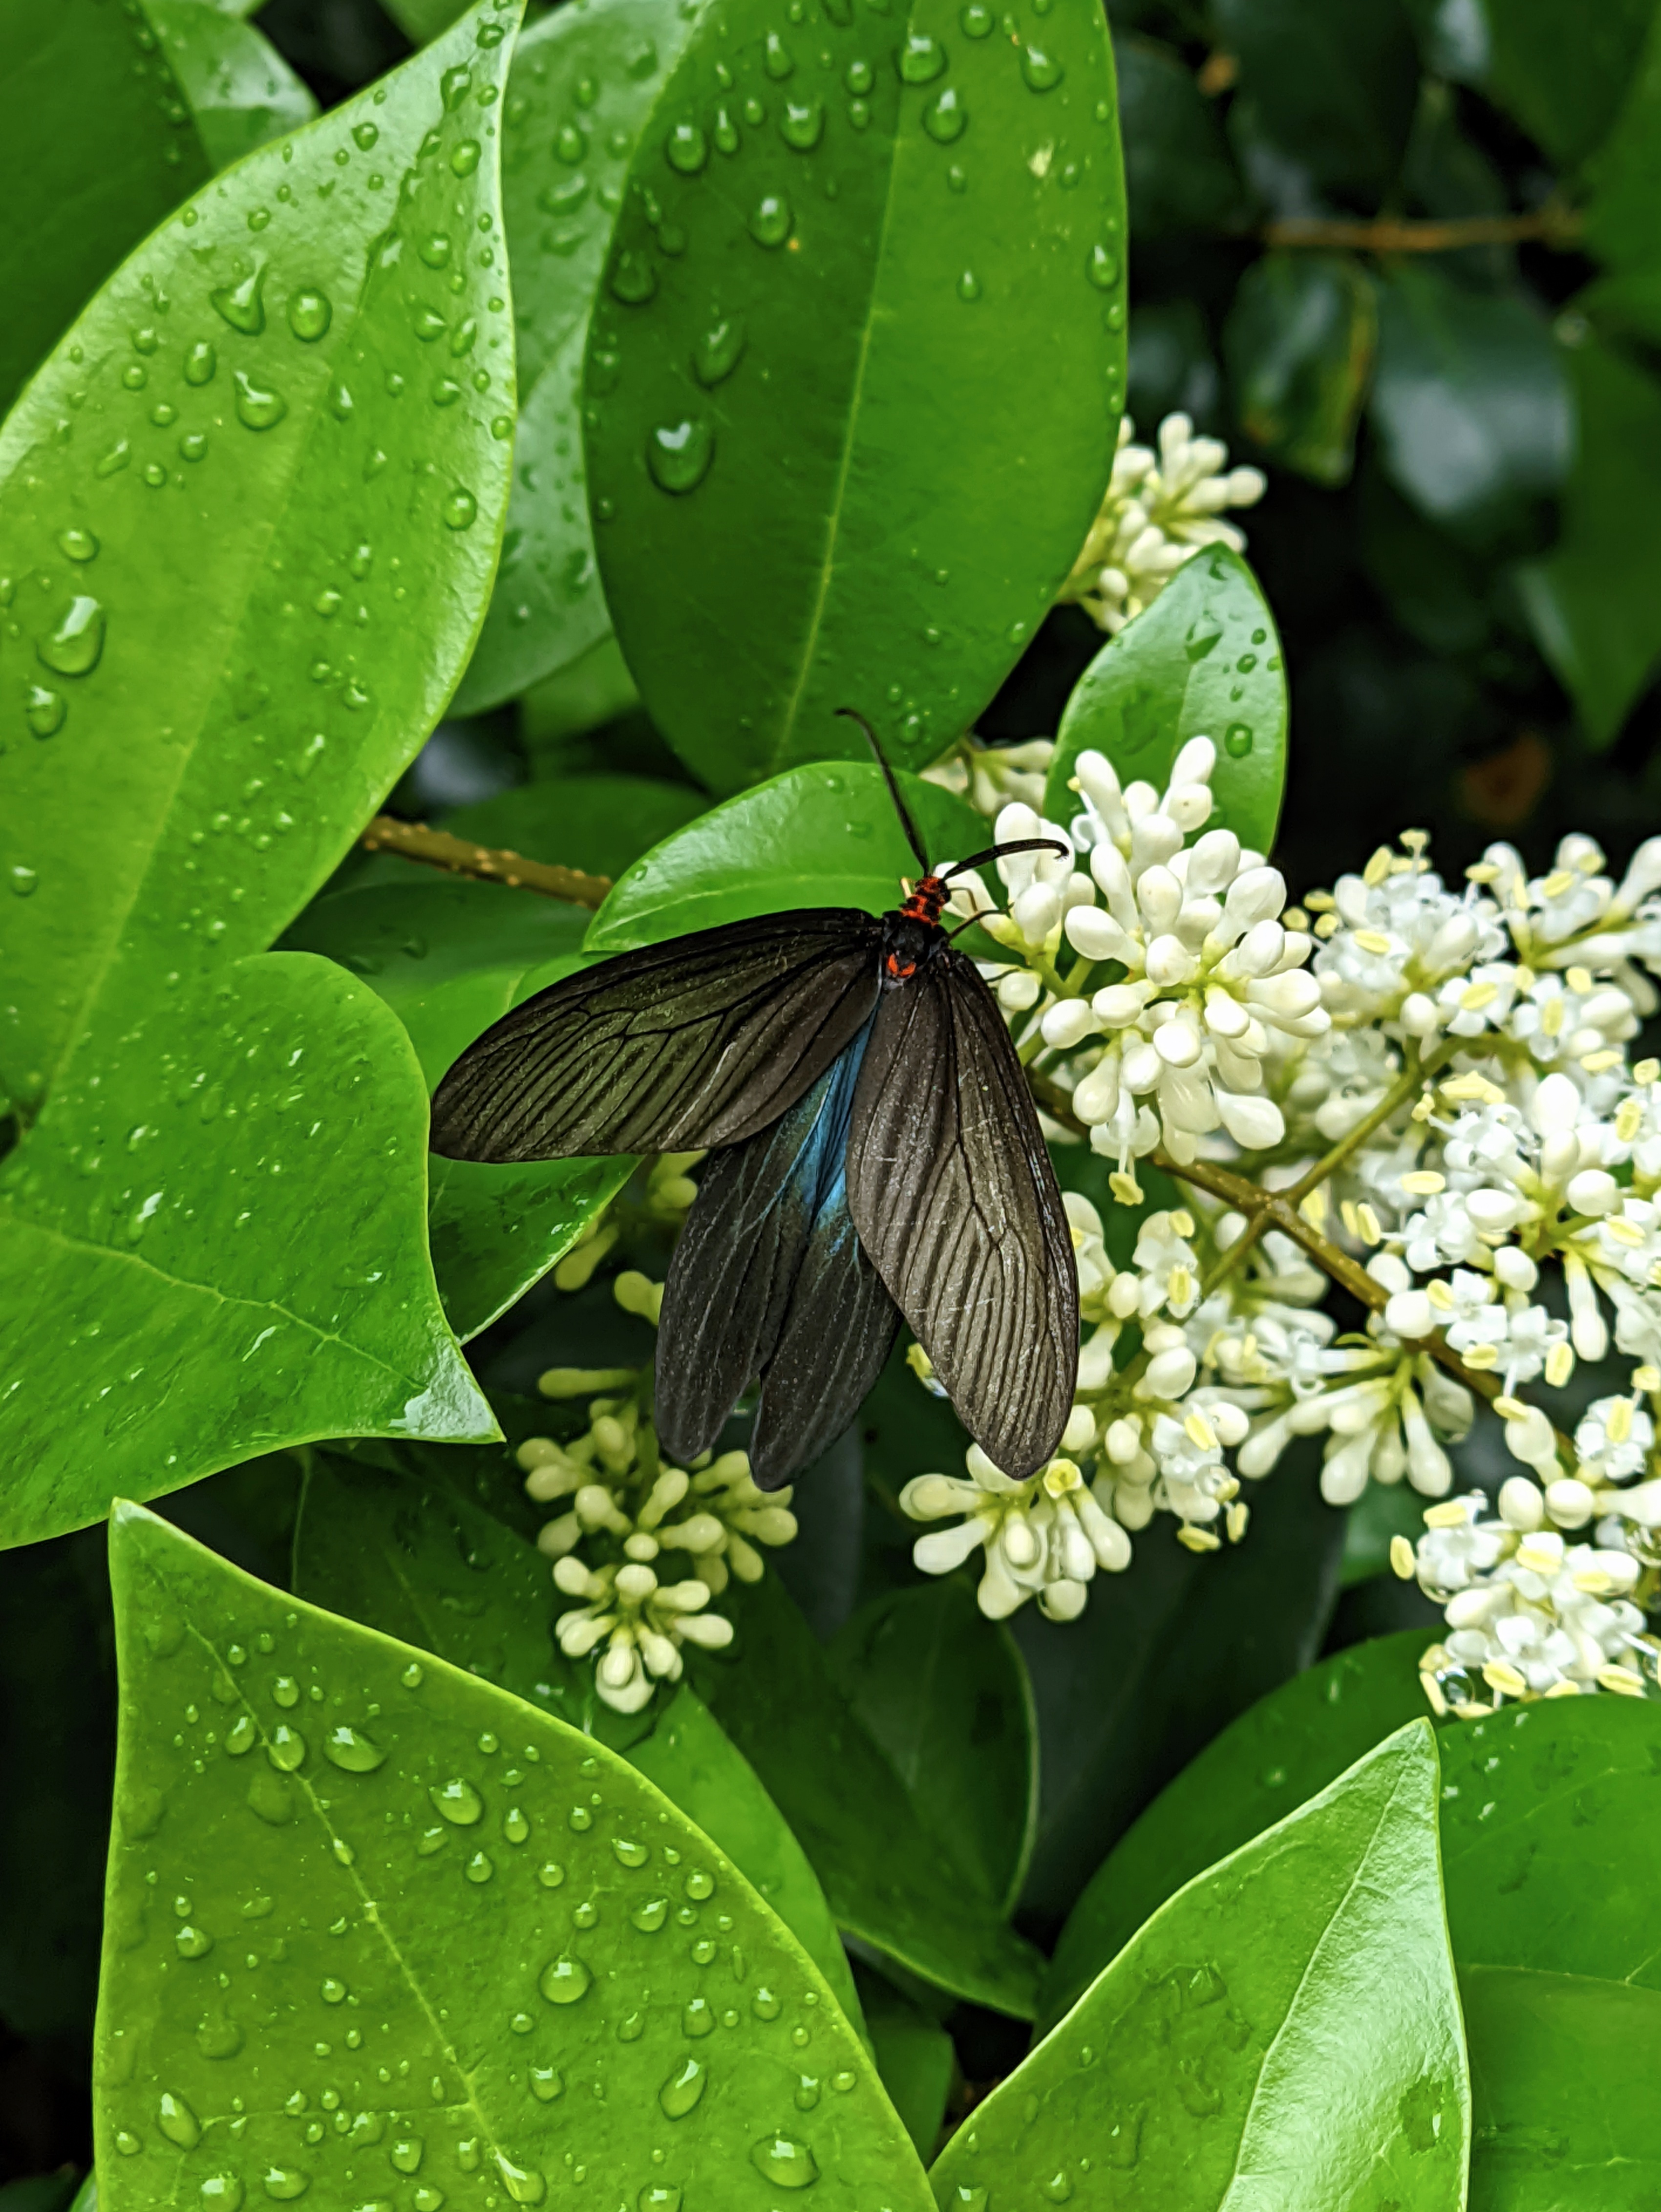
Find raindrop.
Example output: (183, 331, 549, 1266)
(466, 1851, 494, 1883)
(57, 527, 98, 563)
(764, 30, 795, 77)
(451, 139, 482, 175)
(159, 2092, 202, 2148)
(37, 596, 105, 677)
(646, 418, 713, 495)
(684, 1869, 715, 1901)
(200, 2178, 244, 2209)
(612, 1836, 649, 1868)
(267, 1724, 306, 1771)
(658, 2058, 707, 2119)
(529, 2067, 564, 2102)
(196, 2007, 245, 2060)
(744, 93, 766, 124)
(430, 1778, 484, 1824)
(1043, 2174, 1074, 2203)
(845, 58, 873, 91)
(960, 2, 992, 31)
(750, 2134, 819, 2190)
(829, 2069, 856, 2093)
(610, 251, 657, 304)
(273, 1677, 299, 1708)
(495, 2156, 546, 2205)
(401, 1662, 424, 1688)
(794, 2075, 820, 2110)
(234, 372, 288, 431)
(176, 1923, 213, 1959)
(114, 2135, 141, 2158)
(556, 124, 586, 162)
(442, 64, 472, 109)
(666, 123, 708, 172)
(748, 193, 792, 246)
(752, 1987, 782, 2020)
(681, 1998, 714, 2038)
(617, 2012, 645, 2042)
(504, 1808, 530, 1844)
(225, 1713, 256, 1756)
(572, 1900, 599, 1930)
(713, 105, 740, 152)
(321, 1978, 347, 2005)
(694, 319, 745, 387)
(1021, 44, 1064, 89)
(323, 1724, 385, 1773)
(419, 233, 453, 268)
(898, 32, 946, 80)
(538, 1955, 593, 2004)
(211, 264, 267, 335)
(639, 2191, 681, 2212)
(780, 98, 824, 149)
(568, 1806, 593, 1833)
(537, 1862, 566, 1888)
(287, 290, 332, 342)
(923, 87, 966, 140)
(390, 2138, 424, 2173)
(442, 489, 478, 530)
(260, 2169, 309, 2201)
(1087, 243, 1120, 290)
(26, 685, 64, 737)
(354, 121, 381, 149)
(632, 1895, 669, 1933)
(957, 270, 981, 301)
(185, 341, 217, 386)
(1224, 723, 1253, 757)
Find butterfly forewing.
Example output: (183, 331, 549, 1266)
(428, 911, 882, 1161)
(846, 947, 1079, 1480)
(748, 1191, 899, 1489)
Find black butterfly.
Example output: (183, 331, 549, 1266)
(429, 715, 1080, 1489)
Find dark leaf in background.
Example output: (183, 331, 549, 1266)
(440, 776, 708, 881)
(769, 1426, 867, 1643)
(1359, 464, 1496, 655)
(1370, 263, 1569, 542)
(1478, 0, 1660, 170)
(1126, 299, 1224, 431)
(1214, 0, 1420, 203)
(1518, 336, 1661, 747)
(1583, 7, 1661, 278)
(1114, 35, 1246, 237)
(148, 0, 316, 170)
(853, 1966, 955, 2160)
(1012, 1448, 1344, 1930)
(1225, 250, 1378, 486)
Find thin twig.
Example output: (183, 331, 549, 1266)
(360, 815, 612, 910)
(1264, 206, 1582, 255)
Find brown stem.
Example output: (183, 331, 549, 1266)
(1263, 207, 1581, 255)
(360, 816, 612, 910)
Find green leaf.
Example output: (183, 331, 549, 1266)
(99, 1501, 931, 2210)
(0, 2179, 81, 2212)
(383, 0, 473, 42)
(831, 1582, 1037, 1914)
(147, 0, 317, 171)
(1369, 264, 1569, 537)
(1478, 0, 1660, 169)
(1113, 36, 1244, 238)
(583, 0, 1128, 793)
(292, 1446, 863, 2022)
(1584, 11, 1661, 278)
(1463, 1966, 1661, 2208)
(1517, 336, 1661, 747)
(933, 1724, 1469, 2212)
(442, 775, 710, 880)
(694, 1574, 1046, 2018)
(520, 635, 644, 769)
(1213, 0, 1419, 199)
(0, 956, 495, 1545)
(584, 762, 990, 953)
(1042, 547, 1287, 854)
(1037, 1630, 1431, 2033)
(1224, 251, 1378, 488)
(0, 0, 519, 1117)
(280, 874, 631, 1340)
(858, 1972, 955, 2161)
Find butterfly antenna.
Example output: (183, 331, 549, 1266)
(836, 705, 931, 873)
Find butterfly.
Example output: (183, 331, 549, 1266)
(429, 714, 1080, 1489)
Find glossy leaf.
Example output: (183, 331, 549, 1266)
(0, 957, 494, 1545)
(383, 0, 474, 41)
(831, 1582, 1037, 1914)
(1114, 36, 1244, 238)
(1478, 0, 1659, 168)
(1584, 11, 1661, 278)
(1042, 547, 1286, 853)
(1225, 250, 1378, 488)
(293, 1447, 863, 2022)
(933, 1725, 1469, 2212)
(99, 1502, 930, 2211)
(859, 1972, 954, 2160)
(1464, 1966, 1661, 2209)
(0, 1, 519, 1116)
(584, 0, 1128, 792)
(585, 762, 988, 952)
(1213, 0, 1419, 199)
(1370, 263, 1569, 537)
(1518, 336, 1661, 747)
(454, 0, 705, 714)
(147, 1, 316, 171)
(279, 872, 629, 1342)
(693, 1574, 1046, 2018)
(442, 774, 709, 879)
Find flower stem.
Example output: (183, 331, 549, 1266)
(360, 815, 612, 910)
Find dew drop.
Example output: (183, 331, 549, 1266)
(451, 139, 482, 175)
(898, 31, 946, 80)
(960, 2, 992, 31)
(750, 2134, 819, 2190)
(617, 2011, 646, 2042)
(684, 1868, 715, 1901)
(442, 64, 472, 109)
(57, 527, 98, 563)
(495, 2155, 546, 2205)
(466, 1851, 494, 1884)
(957, 270, 981, 301)
(200, 2177, 244, 2209)
(419, 233, 453, 268)
(1043, 2173, 1075, 2203)
(681, 1998, 714, 2038)
(196, 2006, 245, 2060)
(924, 87, 966, 141)
(658, 2058, 707, 2119)
(321, 1977, 347, 2005)
(1021, 44, 1064, 89)
(780, 98, 824, 149)
(529, 2066, 564, 2102)
(37, 595, 105, 676)
(764, 30, 795, 77)
(211, 264, 267, 335)
(632, 1895, 669, 1932)
(752, 1987, 782, 2021)
(175, 1922, 213, 1960)
(234, 372, 288, 431)
(158, 2092, 202, 2148)
(794, 2074, 820, 2110)
(390, 2138, 424, 2173)
(693, 319, 745, 387)
(714, 105, 740, 152)
(401, 1662, 424, 1688)
(829, 2069, 856, 2093)
(442, 489, 478, 531)
(568, 1805, 593, 1832)
(504, 1807, 530, 1844)
(1224, 723, 1253, 757)
(1087, 243, 1120, 290)
(748, 193, 792, 246)
(537, 1862, 566, 1888)
(287, 289, 332, 342)
(323, 1724, 385, 1773)
(610, 250, 657, 304)
(25, 685, 65, 737)
(8, 867, 38, 898)
(666, 122, 708, 172)
(538, 1955, 593, 2004)
(114, 2134, 141, 2158)
(430, 1778, 484, 1824)
(646, 418, 713, 494)
(267, 1724, 306, 1771)
(354, 120, 382, 149)
(261, 2169, 309, 2201)
(639, 2191, 681, 2212)
(185, 341, 217, 386)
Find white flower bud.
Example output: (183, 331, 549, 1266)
(1166, 783, 1213, 831)
(1566, 1169, 1619, 1216)
(1039, 1579, 1089, 1621)
(1136, 864, 1182, 933)
(1502, 1408, 1557, 1472)
(1385, 1290, 1434, 1340)
(1074, 748, 1126, 822)
(1092, 982, 1150, 1027)
(1145, 932, 1199, 987)
(1013, 881, 1062, 947)
(1071, 1053, 1121, 1125)
(997, 968, 1042, 1012)
(1545, 1477, 1595, 1529)
(1467, 1188, 1525, 1232)
(1492, 1247, 1538, 1292)
(1399, 992, 1440, 1038)
(1143, 1346, 1197, 1398)
(1187, 829, 1241, 895)
(1214, 1090, 1284, 1150)
(1222, 866, 1286, 931)
(1152, 1018, 1202, 1068)
(1246, 969, 1322, 1019)
(1530, 1072, 1582, 1136)
(1168, 736, 1216, 789)
(1062, 1404, 1097, 1453)
(1065, 905, 1131, 962)
(1105, 1417, 1143, 1464)
(1229, 920, 1288, 979)
(1041, 998, 1102, 1050)
(1122, 1041, 1163, 1094)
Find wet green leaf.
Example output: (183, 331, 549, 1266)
(1370, 264, 1568, 538)
(442, 775, 709, 881)
(0, 0, 519, 1117)
(584, 0, 1127, 792)
(934, 1725, 1469, 2212)
(383, 0, 474, 43)
(100, 1501, 930, 2210)
(455, 0, 705, 713)
(1225, 251, 1378, 488)
(585, 763, 989, 953)
(858, 1972, 954, 2160)
(1584, 12, 1661, 278)
(1043, 546, 1286, 854)
(146, 1, 316, 171)
(1113, 35, 1244, 238)
(0, 957, 495, 1545)
(1464, 1966, 1661, 2209)
(280, 875, 630, 1340)
(694, 1574, 1046, 2018)
(1478, 0, 1659, 168)
(1517, 337, 1661, 747)
(831, 1582, 1037, 1914)
(293, 1447, 862, 2021)
(1214, 0, 1419, 199)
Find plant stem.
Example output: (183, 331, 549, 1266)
(1264, 205, 1581, 255)
(360, 815, 612, 910)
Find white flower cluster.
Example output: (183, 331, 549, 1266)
(921, 735, 1055, 820)
(518, 1271, 798, 1713)
(1060, 414, 1266, 636)
(897, 778, 1661, 1702)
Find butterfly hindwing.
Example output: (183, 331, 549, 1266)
(429, 912, 882, 1161)
(845, 946, 1079, 1481)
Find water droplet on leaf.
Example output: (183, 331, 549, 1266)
(667, 123, 708, 172)
(646, 418, 713, 494)
(750, 2134, 819, 2190)
(657, 2058, 706, 2119)
(37, 596, 104, 676)
(234, 372, 288, 431)
(538, 1955, 592, 2004)
(749, 193, 792, 246)
(287, 290, 332, 341)
(211, 264, 267, 335)
(899, 31, 946, 79)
